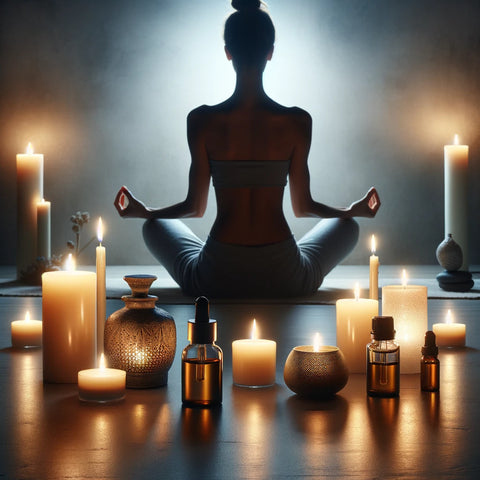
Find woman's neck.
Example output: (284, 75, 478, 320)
(231, 67, 268, 106)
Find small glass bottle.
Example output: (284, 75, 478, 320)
(367, 316, 400, 397)
(421, 330, 440, 392)
(182, 296, 223, 407)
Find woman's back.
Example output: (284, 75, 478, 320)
(190, 99, 310, 244)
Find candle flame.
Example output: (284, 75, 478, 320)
(446, 309, 454, 324)
(99, 353, 106, 370)
(26, 142, 34, 154)
(454, 134, 459, 145)
(65, 253, 76, 272)
(313, 332, 321, 352)
(401, 268, 408, 287)
(97, 217, 104, 244)
(251, 318, 258, 340)
(25, 311, 31, 322)
(354, 282, 360, 301)
(370, 234, 376, 254)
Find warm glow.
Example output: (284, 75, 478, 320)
(354, 282, 360, 301)
(313, 332, 321, 352)
(24, 311, 31, 322)
(454, 134, 459, 145)
(370, 234, 376, 254)
(251, 319, 258, 340)
(97, 217, 104, 244)
(446, 309, 454, 324)
(65, 253, 75, 271)
(99, 353, 106, 370)
(401, 268, 408, 287)
(26, 142, 34, 154)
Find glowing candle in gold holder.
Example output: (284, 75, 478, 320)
(104, 275, 176, 388)
(283, 333, 349, 399)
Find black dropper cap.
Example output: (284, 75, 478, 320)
(422, 330, 438, 356)
(187, 296, 217, 344)
(371, 316, 395, 340)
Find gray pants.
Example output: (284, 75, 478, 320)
(143, 218, 359, 298)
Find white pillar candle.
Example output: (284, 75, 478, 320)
(42, 254, 96, 383)
(444, 134, 469, 269)
(11, 311, 42, 348)
(37, 198, 51, 259)
(336, 284, 379, 373)
(232, 319, 276, 387)
(432, 309, 466, 347)
(16, 142, 43, 277)
(78, 354, 126, 403)
(381, 269, 428, 374)
(96, 217, 106, 362)
(369, 235, 379, 300)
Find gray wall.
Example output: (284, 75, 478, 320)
(1, 0, 479, 267)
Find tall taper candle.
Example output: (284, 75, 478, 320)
(369, 234, 379, 300)
(16, 143, 43, 277)
(37, 199, 51, 259)
(444, 134, 469, 269)
(96, 218, 106, 362)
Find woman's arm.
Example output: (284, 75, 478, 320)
(114, 108, 211, 220)
(288, 110, 380, 219)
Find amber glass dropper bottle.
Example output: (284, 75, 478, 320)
(421, 330, 440, 392)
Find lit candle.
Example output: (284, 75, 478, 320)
(11, 311, 42, 348)
(381, 269, 428, 373)
(96, 217, 106, 361)
(283, 332, 349, 398)
(336, 283, 379, 373)
(16, 142, 43, 277)
(232, 319, 276, 387)
(444, 134, 469, 269)
(37, 198, 51, 259)
(42, 254, 96, 383)
(369, 234, 379, 300)
(432, 309, 466, 347)
(78, 353, 126, 403)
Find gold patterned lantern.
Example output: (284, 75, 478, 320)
(104, 275, 176, 388)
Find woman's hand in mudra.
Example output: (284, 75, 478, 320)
(348, 187, 381, 218)
(114, 186, 149, 218)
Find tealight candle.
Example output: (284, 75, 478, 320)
(11, 311, 42, 348)
(369, 235, 379, 300)
(232, 319, 276, 387)
(381, 269, 428, 374)
(96, 217, 106, 360)
(336, 283, 379, 373)
(433, 309, 466, 347)
(78, 354, 126, 403)
(283, 333, 349, 398)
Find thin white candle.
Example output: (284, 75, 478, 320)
(37, 198, 51, 259)
(444, 134, 469, 269)
(369, 234, 379, 300)
(96, 217, 106, 361)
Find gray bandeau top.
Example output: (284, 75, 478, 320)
(209, 160, 290, 188)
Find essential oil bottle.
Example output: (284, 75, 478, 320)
(367, 316, 400, 397)
(182, 296, 223, 407)
(421, 330, 440, 392)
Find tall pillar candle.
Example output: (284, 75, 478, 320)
(381, 270, 428, 374)
(37, 199, 51, 259)
(444, 134, 469, 269)
(42, 255, 96, 383)
(16, 143, 43, 277)
(96, 218, 106, 361)
(336, 284, 378, 373)
(369, 234, 379, 300)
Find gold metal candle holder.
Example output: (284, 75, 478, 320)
(283, 346, 349, 398)
(104, 275, 176, 388)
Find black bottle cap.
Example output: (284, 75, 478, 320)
(188, 296, 217, 344)
(422, 330, 438, 356)
(371, 316, 395, 340)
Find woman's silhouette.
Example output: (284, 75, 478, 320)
(115, 0, 380, 298)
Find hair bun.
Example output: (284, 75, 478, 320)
(232, 0, 261, 11)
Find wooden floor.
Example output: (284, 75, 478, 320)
(1, 284, 480, 479)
